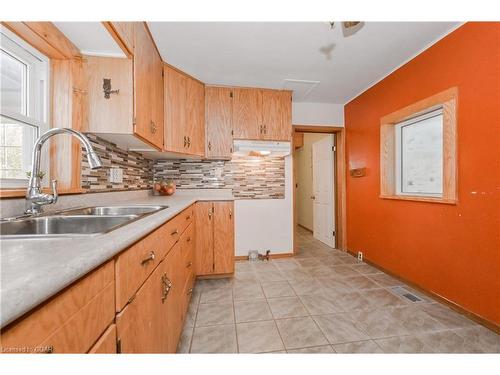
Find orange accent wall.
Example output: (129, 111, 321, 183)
(344, 22, 500, 326)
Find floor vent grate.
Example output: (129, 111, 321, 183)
(389, 286, 428, 303)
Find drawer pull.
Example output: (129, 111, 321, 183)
(186, 236, 191, 242)
(186, 215, 191, 220)
(229, 209, 232, 219)
(187, 288, 193, 295)
(186, 261, 192, 268)
(171, 229, 179, 236)
(140, 251, 155, 265)
(161, 273, 172, 303)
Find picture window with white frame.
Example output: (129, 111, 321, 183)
(395, 108, 444, 197)
(0, 26, 49, 188)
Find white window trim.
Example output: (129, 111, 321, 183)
(395, 107, 444, 198)
(0, 25, 50, 189)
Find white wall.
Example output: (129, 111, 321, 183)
(235, 156, 293, 256)
(234, 102, 344, 256)
(292, 102, 344, 126)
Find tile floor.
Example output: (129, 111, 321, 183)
(177, 226, 500, 353)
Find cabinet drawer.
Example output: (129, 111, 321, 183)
(115, 205, 194, 311)
(89, 324, 117, 354)
(1, 261, 114, 353)
(39, 283, 115, 353)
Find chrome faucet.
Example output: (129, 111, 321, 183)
(25, 128, 103, 215)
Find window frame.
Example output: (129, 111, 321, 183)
(0, 25, 50, 188)
(380, 87, 458, 204)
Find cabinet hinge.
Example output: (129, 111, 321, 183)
(162, 70, 164, 77)
(229, 92, 233, 98)
(333, 230, 336, 236)
(116, 338, 122, 354)
(231, 130, 234, 136)
(133, 117, 137, 126)
(332, 146, 336, 152)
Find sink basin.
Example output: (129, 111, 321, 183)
(61, 205, 168, 216)
(0, 205, 169, 239)
(0, 215, 137, 238)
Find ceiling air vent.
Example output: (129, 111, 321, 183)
(282, 79, 320, 102)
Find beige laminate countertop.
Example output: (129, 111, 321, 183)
(0, 189, 233, 328)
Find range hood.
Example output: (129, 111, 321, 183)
(232, 140, 291, 157)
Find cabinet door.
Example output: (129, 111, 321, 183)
(186, 78, 205, 156)
(261, 89, 283, 140)
(163, 242, 185, 353)
(232, 88, 262, 140)
(205, 86, 233, 159)
(164, 65, 187, 153)
(213, 202, 235, 274)
(194, 202, 214, 275)
(133, 22, 163, 149)
(84, 56, 133, 135)
(116, 258, 168, 353)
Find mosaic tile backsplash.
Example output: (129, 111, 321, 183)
(81, 134, 153, 192)
(153, 157, 285, 199)
(82, 134, 285, 199)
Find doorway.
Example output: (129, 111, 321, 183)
(292, 125, 346, 253)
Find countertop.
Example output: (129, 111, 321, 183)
(0, 189, 233, 328)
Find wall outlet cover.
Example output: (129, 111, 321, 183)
(109, 168, 123, 184)
(357, 251, 363, 261)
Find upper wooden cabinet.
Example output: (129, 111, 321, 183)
(84, 22, 163, 150)
(232, 88, 262, 140)
(205, 86, 234, 159)
(232, 87, 291, 141)
(133, 22, 164, 149)
(164, 65, 205, 157)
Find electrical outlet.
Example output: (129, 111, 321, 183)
(357, 251, 363, 261)
(109, 168, 123, 184)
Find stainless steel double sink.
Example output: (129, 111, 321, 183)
(0, 205, 168, 238)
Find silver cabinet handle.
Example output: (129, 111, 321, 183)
(208, 141, 212, 151)
(140, 250, 155, 265)
(161, 273, 172, 303)
(187, 288, 193, 295)
(229, 209, 232, 219)
(186, 261, 192, 268)
(171, 229, 179, 236)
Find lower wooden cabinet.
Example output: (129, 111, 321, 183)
(0, 204, 202, 354)
(0, 261, 115, 354)
(115, 210, 195, 353)
(195, 201, 235, 276)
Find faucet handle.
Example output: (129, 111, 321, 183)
(51, 179, 58, 204)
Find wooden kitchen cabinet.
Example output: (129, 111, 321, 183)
(0, 261, 115, 354)
(232, 87, 262, 140)
(232, 87, 291, 141)
(195, 201, 234, 276)
(205, 86, 234, 159)
(213, 202, 235, 274)
(84, 22, 163, 151)
(115, 205, 195, 353)
(133, 22, 164, 149)
(164, 64, 205, 156)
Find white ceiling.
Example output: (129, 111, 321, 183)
(54, 22, 125, 57)
(148, 22, 461, 103)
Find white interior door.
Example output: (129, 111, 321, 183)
(312, 135, 335, 248)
